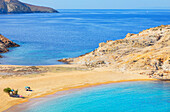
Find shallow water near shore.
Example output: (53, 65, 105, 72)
(6, 81, 170, 112)
(0, 9, 170, 65)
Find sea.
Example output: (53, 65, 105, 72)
(6, 81, 170, 112)
(0, 9, 170, 65)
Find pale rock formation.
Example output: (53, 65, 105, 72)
(59, 25, 170, 78)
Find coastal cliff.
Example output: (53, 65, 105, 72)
(59, 25, 170, 78)
(0, 0, 58, 14)
(0, 34, 19, 57)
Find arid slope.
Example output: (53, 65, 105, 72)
(59, 25, 170, 78)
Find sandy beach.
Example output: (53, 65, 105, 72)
(0, 2, 169, 111)
(0, 64, 156, 112)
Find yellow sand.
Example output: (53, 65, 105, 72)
(0, 65, 155, 112)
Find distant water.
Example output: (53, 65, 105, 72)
(7, 81, 170, 112)
(0, 9, 170, 65)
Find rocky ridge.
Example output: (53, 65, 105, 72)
(59, 25, 170, 79)
(0, 34, 19, 57)
(0, 0, 58, 14)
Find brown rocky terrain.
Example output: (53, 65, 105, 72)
(0, 0, 58, 14)
(59, 25, 170, 79)
(0, 34, 19, 57)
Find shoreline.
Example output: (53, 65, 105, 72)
(5, 79, 158, 112)
(0, 64, 158, 112)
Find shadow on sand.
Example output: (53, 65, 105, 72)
(10, 95, 25, 99)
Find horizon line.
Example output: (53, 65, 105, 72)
(56, 8, 170, 10)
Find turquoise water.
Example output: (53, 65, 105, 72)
(8, 81, 170, 112)
(0, 9, 170, 65)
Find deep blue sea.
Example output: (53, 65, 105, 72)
(7, 81, 170, 112)
(0, 9, 170, 65)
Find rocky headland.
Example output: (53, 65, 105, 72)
(0, 34, 19, 57)
(59, 25, 170, 79)
(0, 0, 58, 14)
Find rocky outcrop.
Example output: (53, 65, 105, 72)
(0, 0, 58, 14)
(0, 0, 8, 13)
(59, 25, 170, 79)
(0, 34, 19, 57)
(25, 3, 58, 13)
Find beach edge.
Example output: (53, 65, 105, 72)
(3, 78, 157, 112)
